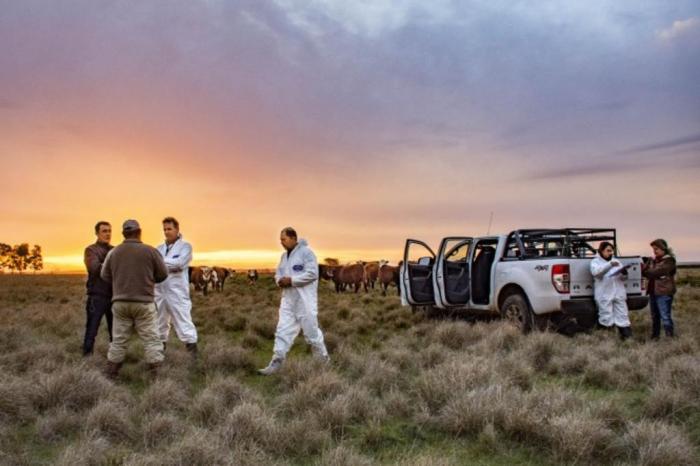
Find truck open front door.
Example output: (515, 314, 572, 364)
(401, 239, 436, 306)
(434, 237, 473, 309)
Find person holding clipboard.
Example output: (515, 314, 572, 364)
(590, 241, 633, 340)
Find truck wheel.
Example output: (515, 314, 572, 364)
(500, 293, 534, 334)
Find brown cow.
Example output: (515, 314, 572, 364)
(190, 266, 216, 295)
(333, 263, 366, 293)
(213, 267, 234, 291)
(363, 260, 388, 291)
(379, 264, 401, 296)
(247, 269, 259, 285)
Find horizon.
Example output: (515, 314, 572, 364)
(2, 1, 699, 266)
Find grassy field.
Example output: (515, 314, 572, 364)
(0, 270, 699, 465)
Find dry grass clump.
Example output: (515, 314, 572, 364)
(429, 321, 475, 350)
(278, 369, 347, 416)
(142, 413, 185, 449)
(434, 384, 584, 443)
(644, 354, 700, 421)
(0, 377, 36, 424)
(277, 357, 335, 389)
(31, 365, 111, 412)
(140, 378, 190, 416)
(414, 356, 521, 413)
(316, 386, 381, 437)
(520, 331, 562, 372)
(273, 415, 331, 457)
(216, 402, 278, 449)
(474, 322, 521, 353)
(546, 412, 619, 463)
(157, 427, 229, 466)
(397, 454, 460, 466)
(622, 420, 698, 466)
(85, 400, 137, 443)
(201, 339, 255, 373)
(359, 357, 402, 395)
(37, 407, 82, 442)
(315, 444, 374, 466)
(250, 318, 276, 339)
(56, 433, 112, 466)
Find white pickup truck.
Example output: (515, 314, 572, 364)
(400, 229, 648, 332)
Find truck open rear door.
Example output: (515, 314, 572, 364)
(434, 237, 473, 309)
(401, 239, 436, 306)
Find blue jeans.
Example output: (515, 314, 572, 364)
(649, 295, 674, 337)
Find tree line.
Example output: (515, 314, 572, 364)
(0, 243, 43, 273)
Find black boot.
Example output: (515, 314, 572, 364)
(147, 362, 161, 379)
(105, 361, 122, 380)
(162, 342, 167, 352)
(617, 326, 632, 341)
(186, 342, 198, 359)
(664, 327, 675, 338)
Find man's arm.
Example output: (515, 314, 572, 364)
(642, 257, 676, 279)
(291, 250, 319, 287)
(100, 250, 113, 283)
(590, 260, 614, 279)
(84, 246, 102, 276)
(274, 254, 284, 285)
(164, 243, 192, 272)
(153, 249, 169, 283)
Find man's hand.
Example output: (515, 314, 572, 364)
(611, 260, 621, 267)
(278, 277, 293, 288)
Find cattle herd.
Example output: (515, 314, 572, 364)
(320, 260, 402, 296)
(187, 261, 401, 296)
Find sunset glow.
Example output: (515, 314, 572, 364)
(1, 1, 699, 273)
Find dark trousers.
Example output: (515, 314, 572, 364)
(83, 295, 113, 355)
(649, 294, 674, 338)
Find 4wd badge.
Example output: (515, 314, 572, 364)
(534, 265, 549, 271)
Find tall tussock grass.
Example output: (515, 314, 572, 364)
(1, 272, 699, 464)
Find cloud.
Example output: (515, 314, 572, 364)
(273, 0, 454, 38)
(657, 17, 700, 42)
(528, 133, 700, 180)
(617, 133, 700, 155)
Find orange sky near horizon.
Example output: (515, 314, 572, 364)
(1, 1, 699, 271)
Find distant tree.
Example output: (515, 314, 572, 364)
(0, 243, 11, 272)
(28, 245, 43, 273)
(324, 258, 340, 266)
(10, 243, 30, 274)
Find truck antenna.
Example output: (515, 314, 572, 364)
(487, 211, 494, 235)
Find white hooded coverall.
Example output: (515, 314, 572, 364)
(590, 254, 631, 328)
(273, 239, 328, 360)
(155, 236, 198, 344)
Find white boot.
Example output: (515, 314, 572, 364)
(258, 357, 284, 375)
(311, 345, 330, 364)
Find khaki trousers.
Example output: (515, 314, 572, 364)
(108, 301, 164, 364)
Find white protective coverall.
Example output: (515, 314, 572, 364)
(590, 254, 631, 328)
(155, 235, 198, 344)
(273, 239, 328, 360)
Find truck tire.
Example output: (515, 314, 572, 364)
(500, 293, 535, 334)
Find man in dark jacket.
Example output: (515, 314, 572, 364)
(101, 219, 169, 378)
(83, 221, 114, 356)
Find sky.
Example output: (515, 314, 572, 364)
(1, 0, 699, 271)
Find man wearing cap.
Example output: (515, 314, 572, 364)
(154, 217, 198, 358)
(100, 219, 168, 379)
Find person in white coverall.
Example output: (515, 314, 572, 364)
(154, 217, 199, 357)
(259, 227, 329, 375)
(590, 241, 632, 340)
